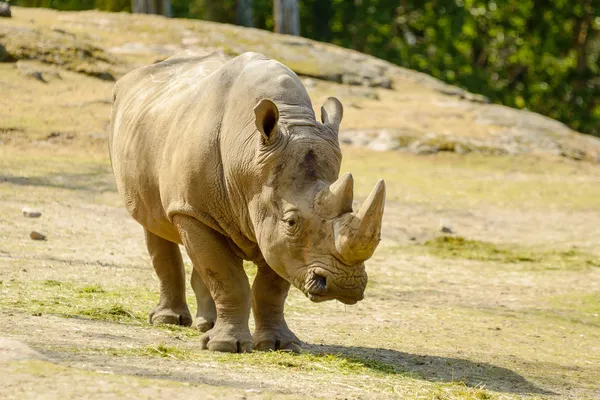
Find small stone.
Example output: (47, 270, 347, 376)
(0, 43, 14, 62)
(22, 207, 42, 218)
(0, 2, 11, 18)
(30, 231, 47, 241)
(441, 225, 454, 234)
(24, 70, 46, 83)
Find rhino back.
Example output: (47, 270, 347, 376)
(109, 51, 314, 248)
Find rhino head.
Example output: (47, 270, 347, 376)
(249, 97, 386, 305)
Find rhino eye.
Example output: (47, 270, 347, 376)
(283, 213, 300, 234)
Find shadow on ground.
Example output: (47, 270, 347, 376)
(305, 344, 553, 396)
(0, 170, 115, 192)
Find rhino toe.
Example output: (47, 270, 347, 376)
(200, 323, 252, 353)
(148, 307, 193, 327)
(253, 326, 302, 353)
(254, 338, 301, 353)
(193, 317, 215, 333)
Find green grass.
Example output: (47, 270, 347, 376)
(104, 343, 404, 375)
(0, 279, 150, 323)
(78, 284, 106, 294)
(416, 235, 600, 270)
(42, 342, 511, 399)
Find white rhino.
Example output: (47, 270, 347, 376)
(109, 51, 385, 353)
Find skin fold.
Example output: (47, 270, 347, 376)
(108, 51, 385, 353)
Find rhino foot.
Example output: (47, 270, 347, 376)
(148, 306, 193, 327)
(192, 316, 215, 333)
(200, 322, 252, 353)
(253, 326, 302, 353)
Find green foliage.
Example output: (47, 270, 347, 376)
(13, 0, 129, 11)
(294, 0, 599, 137)
(423, 235, 600, 269)
(13, 0, 600, 136)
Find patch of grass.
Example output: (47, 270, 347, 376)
(421, 236, 600, 269)
(43, 279, 64, 287)
(53, 343, 502, 398)
(79, 284, 105, 294)
(0, 279, 151, 324)
(424, 236, 538, 263)
(431, 381, 496, 400)
(83, 343, 404, 376)
(80, 304, 139, 322)
(158, 324, 199, 339)
(117, 343, 189, 359)
(333, 354, 400, 374)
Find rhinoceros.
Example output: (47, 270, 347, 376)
(108, 51, 385, 353)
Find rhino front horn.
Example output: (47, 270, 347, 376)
(334, 180, 386, 265)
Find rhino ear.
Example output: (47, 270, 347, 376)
(320, 97, 344, 132)
(254, 99, 280, 145)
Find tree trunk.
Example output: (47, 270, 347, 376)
(237, 0, 254, 27)
(205, 0, 225, 22)
(274, 0, 299, 36)
(131, 0, 171, 16)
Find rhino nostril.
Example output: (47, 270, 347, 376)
(313, 273, 327, 291)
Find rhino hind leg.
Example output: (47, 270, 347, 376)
(190, 268, 216, 332)
(252, 262, 302, 352)
(144, 229, 193, 327)
(174, 214, 252, 353)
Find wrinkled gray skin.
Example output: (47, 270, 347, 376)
(108, 51, 385, 353)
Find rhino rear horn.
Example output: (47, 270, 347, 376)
(334, 180, 386, 264)
(314, 173, 354, 216)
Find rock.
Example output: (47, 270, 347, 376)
(348, 86, 379, 100)
(408, 141, 439, 155)
(0, 2, 11, 18)
(22, 207, 42, 218)
(440, 225, 454, 234)
(0, 43, 14, 62)
(22, 70, 46, 83)
(1, 25, 122, 80)
(368, 130, 402, 152)
(370, 76, 393, 89)
(30, 231, 47, 241)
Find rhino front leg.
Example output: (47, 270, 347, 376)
(144, 229, 193, 326)
(174, 215, 252, 353)
(190, 268, 217, 332)
(252, 262, 301, 352)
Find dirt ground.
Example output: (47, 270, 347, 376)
(1, 142, 599, 400)
(1, 7, 600, 400)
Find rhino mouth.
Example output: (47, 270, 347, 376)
(304, 268, 363, 305)
(306, 292, 359, 305)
